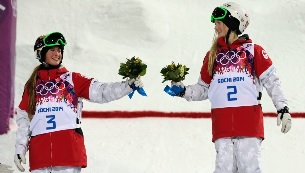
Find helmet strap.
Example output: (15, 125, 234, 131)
(40, 62, 61, 70)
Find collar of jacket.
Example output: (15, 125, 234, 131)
(217, 36, 253, 50)
(38, 66, 69, 81)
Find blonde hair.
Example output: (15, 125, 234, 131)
(25, 65, 40, 120)
(208, 33, 218, 76)
(207, 32, 239, 76)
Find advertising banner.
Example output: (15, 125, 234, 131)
(0, 0, 17, 134)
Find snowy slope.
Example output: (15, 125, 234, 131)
(15, 0, 305, 112)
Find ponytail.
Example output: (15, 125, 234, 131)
(208, 34, 218, 76)
(25, 65, 40, 120)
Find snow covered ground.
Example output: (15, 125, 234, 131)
(2, 117, 305, 173)
(1, 0, 305, 172)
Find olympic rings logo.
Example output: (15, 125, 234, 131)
(216, 50, 247, 65)
(36, 81, 66, 95)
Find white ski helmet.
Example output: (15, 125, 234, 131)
(211, 2, 250, 35)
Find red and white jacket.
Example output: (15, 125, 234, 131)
(15, 66, 132, 171)
(183, 36, 288, 142)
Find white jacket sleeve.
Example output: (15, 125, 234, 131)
(15, 108, 30, 155)
(183, 77, 209, 101)
(89, 79, 133, 103)
(260, 65, 288, 110)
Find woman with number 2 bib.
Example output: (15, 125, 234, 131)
(170, 2, 292, 173)
(13, 32, 143, 173)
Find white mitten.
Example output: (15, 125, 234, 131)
(128, 76, 144, 88)
(127, 78, 135, 86)
(14, 154, 26, 172)
(277, 106, 292, 133)
(134, 76, 144, 88)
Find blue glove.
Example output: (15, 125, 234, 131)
(164, 81, 186, 97)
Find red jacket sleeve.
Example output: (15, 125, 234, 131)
(19, 87, 29, 111)
(200, 52, 212, 84)
(254, 44, 273, 77)
(72, 72, 93, 99)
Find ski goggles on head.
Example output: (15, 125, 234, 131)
(43, 32, 67, 47)
(210, 7, 228, 22)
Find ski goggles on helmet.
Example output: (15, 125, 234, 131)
(210, 7, 228, 22)
(43, 32, 67, 47)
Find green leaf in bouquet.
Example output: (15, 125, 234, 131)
(118, 56, 147, 79)
(139, 68, 146, 76)
(160, 62, 189, 83)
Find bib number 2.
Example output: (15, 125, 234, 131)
(227, 86, 237, 101)
(46, 115, 56, 130)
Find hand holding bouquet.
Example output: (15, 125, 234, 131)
(118, 56, 147, 98)
(160, 62, 189, 96)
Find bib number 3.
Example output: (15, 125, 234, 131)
(227, 86, 237, 101)
(46, 115, 56, 130)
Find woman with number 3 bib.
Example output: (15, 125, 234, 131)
(170, 2, 292, 173)
(13, 32, 144, 173)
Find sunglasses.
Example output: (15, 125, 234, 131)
(210, 7, 228, 22)
(43, 32, 67, 47)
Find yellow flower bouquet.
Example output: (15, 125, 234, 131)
(118, 56, 147, 79)
(160, 62, 189, 96)
(160, 62, 189, 83)
(118, 56, 147, 98)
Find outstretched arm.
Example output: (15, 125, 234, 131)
(88, 79, 133, 103)
(72, 72, 141, 103)
(183, 77, 209, 101)
(171, 77, 209, 101)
